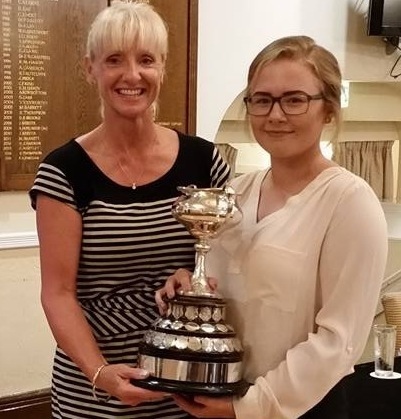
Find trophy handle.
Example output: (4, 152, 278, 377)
(177, 184, 197, 195)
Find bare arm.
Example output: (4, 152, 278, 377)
(37, 194, 166, 404)
(37, 194, 102, 377)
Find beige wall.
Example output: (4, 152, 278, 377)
(0, 247, 54, 397)
(0, 191, 36, 235)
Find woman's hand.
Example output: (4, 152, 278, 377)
(155, 268, 218, 315)
(155, 268, 192, 314)
(94, 363, 169, 406)
(173, 394, 236, 418)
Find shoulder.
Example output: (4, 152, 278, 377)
(305, 167, 386, 226)
(30, 139, 90, 211)
(34, 139, 81, 182)
(324, 167, 387, 234)
(171, 131, 230, 188)
(177, 131, 215, 153)
(175, 130, 216, 167)
(230, 170, 266, 192)
(40, 139, 93, 189)
(41, 139, 83, 170)
(323, 167, 381, 204)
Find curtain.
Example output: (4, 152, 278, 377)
(215, 143, 238, 179)
(332, 141, 394, 201)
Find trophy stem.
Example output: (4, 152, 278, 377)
(190, 239, 213, 296)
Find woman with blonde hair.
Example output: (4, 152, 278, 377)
(158, 36, 388, 418)
(30, 2, 229, 417)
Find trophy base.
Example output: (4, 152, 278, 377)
(131, 376, 250, 397)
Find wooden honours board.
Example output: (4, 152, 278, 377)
(0, 0, 198, 191)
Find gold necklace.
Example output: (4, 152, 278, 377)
(118, 159, 143, 190)
(116, 135, 157, 190)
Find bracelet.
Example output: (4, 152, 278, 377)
(91, 363, 109, 402)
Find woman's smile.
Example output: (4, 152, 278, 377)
(116, 88, 144, 97)
(265, 130, 294, 136)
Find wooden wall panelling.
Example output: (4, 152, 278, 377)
(0, 0, 198, 191)
(0, 0, 107, 191)
(150, 0, 198, 135)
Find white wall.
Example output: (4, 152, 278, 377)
(197, 0, 398, 142)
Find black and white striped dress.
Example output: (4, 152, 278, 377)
(30, 132, 230, 419)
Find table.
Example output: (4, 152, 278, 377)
(345, 357, 401, 418)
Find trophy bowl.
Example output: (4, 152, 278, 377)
(132, 186, 249, 396)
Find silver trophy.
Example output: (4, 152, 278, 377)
(133, 185, 249, 396)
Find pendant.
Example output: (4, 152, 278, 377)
(132, 183, 137, 190)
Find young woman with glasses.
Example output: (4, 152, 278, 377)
(157, 36, 388, 418)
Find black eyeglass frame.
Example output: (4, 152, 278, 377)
(243, 92, 325, 116)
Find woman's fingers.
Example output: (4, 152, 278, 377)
(96, 364, 170, 406)
(155, 269, 193, 314)
(208, 276, 218, 291)
(172, 268, 192, 294)
(155, 289, 168, 315)
(155, 272, 219, 315)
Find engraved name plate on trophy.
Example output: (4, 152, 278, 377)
(133, 185, 249, 396)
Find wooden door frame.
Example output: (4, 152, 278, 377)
(187, 0, 198, 134)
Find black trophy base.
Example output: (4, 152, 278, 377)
(131, 376, 250, 397)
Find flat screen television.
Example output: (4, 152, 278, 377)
(367, 0, 401, 37)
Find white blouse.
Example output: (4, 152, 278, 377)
(206, 166, 388, 418)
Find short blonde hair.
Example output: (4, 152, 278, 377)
(86, 1, 168, 64)
(246, 36, 342, 135)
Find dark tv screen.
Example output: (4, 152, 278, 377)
(367, 0, 401, 37)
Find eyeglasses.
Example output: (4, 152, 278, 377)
(243, 92, 325, 116)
